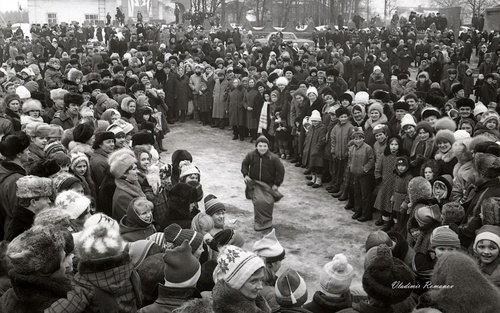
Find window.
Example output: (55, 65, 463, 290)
(85, 14, 99, 25)
(47, 13, 57, 24)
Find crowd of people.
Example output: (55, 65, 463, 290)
(1, 11, 500, 312)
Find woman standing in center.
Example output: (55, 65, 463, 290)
(228, 78, 247, 141)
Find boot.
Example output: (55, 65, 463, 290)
(312, 175, 322, 188)
(381, 218, 394, 232)
(307, 174, 316, 186)
(374, 215, 384, 226)
(157, 135, 167, 152)
(305, 175, 312, 180)
(180, 110, 186, 123)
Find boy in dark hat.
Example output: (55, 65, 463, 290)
(51, 93, 83, 130)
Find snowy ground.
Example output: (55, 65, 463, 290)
(161, 121, 375, 298)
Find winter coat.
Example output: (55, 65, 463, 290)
(90, 148, 110, 194)
(241, 149, 285, 187)
(51, 110, 79, 130)
(213, 79, 229, 119)
(480, 256, 500, 290)
(138, 171, 169, 231)
(279, 307, 313, 313)
(450, 160, 473, 203)
(410, 217, 441, 254)
(374, 153, 398, 213)
(331, 121, 355, 160)
(98, 171, 115, 217)
(46, 251, 140, 313)
(392, 170, 413, 213)
(243, 87, 260, 129)
(212, 279, 272, 313)
(434, 148, 458, 177)
(25, 142, 46, 171)
(198, 90, 212, 113)
(228, 85, 246, 126)
(4, 206, 34, 241)
(387, 231, 415, 269)
(174, 74, 190, 111)
(0, 161, 26, 240)
(303, 123, 327, 168)
(364, 114, 389, 147)
(137, 284, 201, 313)
(163, 73, 176, 110)
(0, 270, 72, 313)
(304, 291, 353, 313)
(348, 143, 375, 177)
(4, 108, 21, 131)
(481, 81, 497, 105)
(44, 65, 64, 89)
(0, 116, 13, 137)
(113, 178, 146, 222)
(119, 201, 157, 242)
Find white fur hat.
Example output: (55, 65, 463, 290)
(275, 76, 288, 86)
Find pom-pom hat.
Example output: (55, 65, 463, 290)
(253, 229, 285, 263)
(16, 175, 53, 199)
(275, 268, 308, 307)
(77, 214, 125, 259)
(320, 254, 355, 294)
(179, 161, 200, 180)
(163, 240, 201, 288)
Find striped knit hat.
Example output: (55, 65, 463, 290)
(213, 245, 264, 290)
(275, 268, 308, 307)
(474, 225, 500, 252)
(204, 194, 226, 216)
(163, 223, 203, 253)
(430, 226, 460, 248)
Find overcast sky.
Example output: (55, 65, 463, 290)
(0, 0, 28, 12)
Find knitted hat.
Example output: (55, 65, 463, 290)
(362, 244, 415, 305)
(16, 86, 31, 99)
(163, 240, 202, 288)
(415, 121, 434, 135)
(434, 117, 457, 132)
(320, 254, 355, 294)
(351, 127, 365, 139)
(22, 99, 42, 113)
(365, 231, 393, 252)
(213, 245, 265, 290)
(430, 226, 460, 248)
(204, 195, 226, 216)
(435, 129, 456, 144)
(132, 132, 155, 146)
(441, 202, 465, 224)
(481, 111, 500, 126)
(253, 229, 285, 263)
(415, 204, 442, 227)
(113, 119, 135, 134)
(70, 152, 89, 173)
(92, 131, 115, 149)
(372, 124, 387, 135)
(163, 223, 203, 253)
(310, 110, 321, 122)
(474, 225, 500, 250)
(0, 131, 31, 159)
(368, 102, 383, 116)
(16, 175, 53, 199)
(108, 148, 137, 178)
(77, 214, 125, 259)
(354, 91, 369, 105)
(255, 135, 269, 146)
(4, 93, 21, 107)
(54, 190, 91, 219)
(72, 123, 94, 144)
(7, 225, 66, 274)
(210, 229, 245, 252)
(401, 114, 416, 128)
(306, 86, 318, 97)
(179, 161, 200, 180)
(474, 152, 500, 178)
(474, 101, 488, 116)
(275, 268, 308, 307)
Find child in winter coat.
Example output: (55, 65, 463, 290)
(392, 156, 413, 235)
(474, 225, 500, 290)
(375, 136, 404, 232)
(431, 175, 453, 208)
(274, 108, 291, 159)
(303, 110, 327, 188)
(330, 107, 355, 194)
(410, 121, 436, 177)
(25, 123, 50, 170)
(463, 68, 474, 98)
(198, 82, 213, 126)
(348, 128, 375, 222)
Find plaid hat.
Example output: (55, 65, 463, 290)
(275, 268, 308, 307)
(78, 213, 125, 259)
(362, 244, 415, 305)
(320, 254, 355, 294)
(108, 148, 137, 178)
(213, 245, 265, 290)
(204, 194, 226, 216)
(16, 175, 53, 199)
(163, 240, 201, 288)
(7, 225, 67, 274)
(163, 223, 203, 253)
(54, 190, 91, 219)
(430, 226, 460, 248)
(474, 225, 500, 252)
(253, 229, 285, 263)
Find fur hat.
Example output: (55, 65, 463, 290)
(48, 124, 64, 138)
(456, 98, 475, 110)
(33, 208, 71, 229)
(77, 213, 125, 259)
(474, 152, 500, 178)
(451, 83, 464, 95)
(179, 161, 200, 180)
(54, 190, 91, 219)
(365, 231, 393, 252)
(275, 76, 288, 86)
(415, 204, 442, 227)
(430, 226, 460, 248)
(253, 229, 285, 262)
(435, 129, 456, 144)
(434, 117, 457, 132)
(132, 132, 155, 147)
(275, 268, 308, 307)
(210, 229, 245, 252)
(393, 101, 409, 111)
(163, 223, 203, 253)
(72, 123, 94, 144)
(213, 245, 265, 290)
(163, 240, 202, 288)
(0, 131, 31, 159)
(255, 135, 269, 146)
(310, 110, 321, 122)
(335, 107, 350, 118)
(92, 131, 115, 150)
(415, 121, 434, 135)
(368, 102, 384, 116)
(28, 159, 60, 178)
(67, 68, 83, 82)
(204, 195, 226, 216)
(108, 148, 137, 178)
(441, 202, 465, 224)
(354, 91, 369, 105)
(362, 244, 415, 305)
(63, 92, 84, 107)
(339, 92, 353, 103)
(16, 175, 53, 199)
(480, 111, 500, 126)
(408, 177, 433, 205)
(6, 225, 67, 274)
(320, 254, 355, 294)
(33, 123, 51, 138)
(401, 114, 416, 128)
(22, 99, 42, 113)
